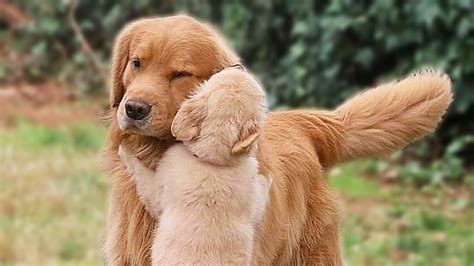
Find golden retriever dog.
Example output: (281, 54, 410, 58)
(103, 15, 452, 265)
(116, 67, 271, 265)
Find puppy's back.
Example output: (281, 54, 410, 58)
(158, 143, 259, 206)
(153, 143, 261, 264)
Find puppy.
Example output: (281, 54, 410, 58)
(104, 15, 453, 265)
(118, 67, 271, 265)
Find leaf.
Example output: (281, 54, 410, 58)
(354, 48, 374, 68)
(32, 42, 47, 56)
(292, 21, 308, 36)
(289, 41, 306, 59)
(38, 18, 59, 35)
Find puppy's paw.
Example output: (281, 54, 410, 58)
(171, 119, 199, 141)
(118, 144, 131, 163)
(118, 145, 138, 176)
(171, 98, 206, 141)
(264, 174, 273, 194)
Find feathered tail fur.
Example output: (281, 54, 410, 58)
(291, 68, 453, 167)
(334, 68, 453, 162)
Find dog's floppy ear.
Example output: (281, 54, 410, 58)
(109, 22, 137, 108)
(231, 120, 260, 155)
(171, 97, 208, 141)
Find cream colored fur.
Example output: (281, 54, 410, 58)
(171, 67, 266, 165)
(103, 15, 453, 266)
(118, 67, 271, 265)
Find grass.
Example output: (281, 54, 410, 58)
(329, 163, 383, 200)
(0, 120, 107, 265)
(330, 163, 474, 266)
(0, 119, 473, 265)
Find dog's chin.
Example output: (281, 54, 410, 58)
(117, 116, 171, 139)
(118, 115, 144, 132)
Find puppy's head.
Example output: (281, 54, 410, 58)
(111, 15, 239, 139)
(171, 68, 266, 165)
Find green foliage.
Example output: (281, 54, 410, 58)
(329, 163, 383, 199)
(2, 0, 173, 93)
(366, 136, 474, 186)
(1, 0, 473, 157)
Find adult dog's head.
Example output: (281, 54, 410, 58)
(111, 15, 239, 139)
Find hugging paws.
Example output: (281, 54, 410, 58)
(116, 64, 271, 265)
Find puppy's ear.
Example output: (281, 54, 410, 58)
(231, 121, 260, 155)
(171, 97, 207, 141)
(109, 23, 137, 108)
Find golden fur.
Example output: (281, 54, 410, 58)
(118, 144, 270, 265)
(103, 15, 453, 265)
(117, 67, 271, 265)
(120, 144, 270, 265)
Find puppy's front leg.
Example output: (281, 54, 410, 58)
(118, 145, 162, 218)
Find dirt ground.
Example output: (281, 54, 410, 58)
(0, 82, 105, 128)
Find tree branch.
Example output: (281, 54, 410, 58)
(67, 0, 109, 90)
(0, 0, 30, 28)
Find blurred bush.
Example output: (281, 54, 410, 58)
(0, 0, 473, 165)
(0, 0, 174, 95)
(366, 136, 474, 187)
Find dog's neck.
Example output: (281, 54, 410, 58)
(109, 117, 173, 169)
(122, 134, 172, 169)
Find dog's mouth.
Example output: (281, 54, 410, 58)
(117, 111, 173, 140)
(117, 112, 148, 132)
(119, 117, 148, 131)
(117, 114, 158, 138)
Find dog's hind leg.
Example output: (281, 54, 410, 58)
(297, 180, 344, 266)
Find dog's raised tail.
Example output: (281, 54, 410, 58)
(333, 68, 453, 163)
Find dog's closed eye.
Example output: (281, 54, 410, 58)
(171, 71, 192, 80)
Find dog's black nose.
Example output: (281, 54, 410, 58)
(125, 100, 151, 120)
